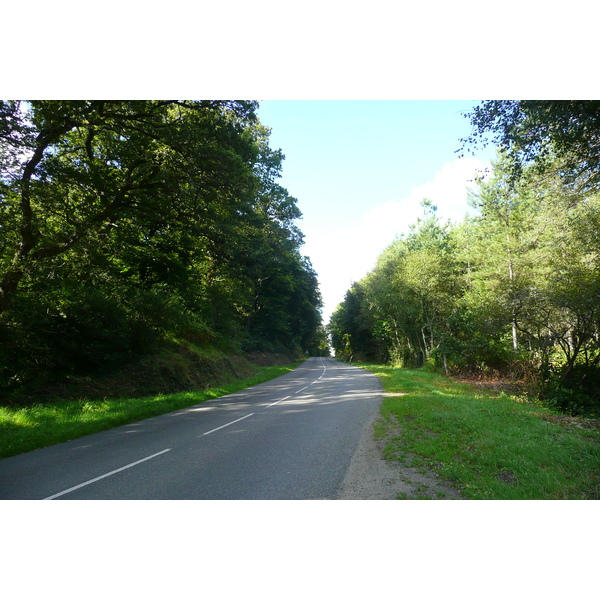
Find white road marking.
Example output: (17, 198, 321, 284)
(43, 448, 172, 500)
(41, 359, 332, 500)
(201, 413, 254, 436)
(266, 396, 290, 408)
(295, 359, 327, 393)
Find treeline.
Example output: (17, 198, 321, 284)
(0, 101, 327, 393)
(329, 101, 600, 416)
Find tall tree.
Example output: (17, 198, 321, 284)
(0, 100, 260, 313)
(328, 282, 378, 361)
(0, 101, 324, 387)
(461, 100, 600, 191)
(464, 152, 540, 354)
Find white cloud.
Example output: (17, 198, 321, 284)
(361, 156, 488, 237)
(305, 156, 490, 324)
(409, 157, 489, 223)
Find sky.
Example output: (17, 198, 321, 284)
(256, 100, 498, 325)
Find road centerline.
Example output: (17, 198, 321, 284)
(0, 358, 384, 500)
(43, 448, 172, 500)
(266, 396, 290, 408)
(201, 413, 255, 436)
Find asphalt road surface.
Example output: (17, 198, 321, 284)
(0, 357, 382, 499)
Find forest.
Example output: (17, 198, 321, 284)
(0, 101, 327, 398)
(328, 101, 600, 416)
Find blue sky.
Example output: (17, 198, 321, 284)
(257, 100, 498, 324)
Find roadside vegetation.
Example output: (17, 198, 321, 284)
(329, 101, 600, 420)
(0, 101, 328, 402)
(0, 359, 302, 460)
(361, 363, 600, 500)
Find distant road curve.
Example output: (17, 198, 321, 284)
(0, 357, 382, 499)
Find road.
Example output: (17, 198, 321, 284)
(0, 357, 382, 499)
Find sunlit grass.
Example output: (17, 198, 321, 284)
(360, 363, 600, 500)
(0, 362, 301, 460)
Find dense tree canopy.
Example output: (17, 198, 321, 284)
(329, 140, 600, 415)
(460, 100, 600, 190)
(0, 100, 325, 389)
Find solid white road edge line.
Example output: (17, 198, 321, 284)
(201, 413, 255, 436)
(43, 448, 172, 500)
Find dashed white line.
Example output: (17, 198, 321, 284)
(201, 413, 255, 436)
(266, 396, 290, 408)
(294, 359, 327, 394)
(43, 359, 331, 500)
(43, 448, 172, 500)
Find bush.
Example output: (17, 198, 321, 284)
(0, 286, 158, 391)
(441, 311, 516, 374)
(540, 364, 600, 416)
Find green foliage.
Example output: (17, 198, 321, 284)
(330, 133, 600, 414)
(461, 100, 600, 191)
(540, 364, 600, 416)
(331, 200, 463, 368)
(0, 101, 323, 393)
(438, 308, 514, 372)
(328, 282, 380, 362)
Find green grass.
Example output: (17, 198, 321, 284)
(359, 363, 600, 500)
(0, 362, 302, 460)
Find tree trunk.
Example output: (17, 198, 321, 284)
(507, 247, 519, 353)
(0, 269, 24, 313)
(421, 328, 429, 359)
(512, 314, 519, 353)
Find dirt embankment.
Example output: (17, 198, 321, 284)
(7, 345, 299, 404)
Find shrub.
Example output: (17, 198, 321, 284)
(540, 364, 600, 416)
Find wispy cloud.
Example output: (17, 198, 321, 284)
(304, 157, 490, 323)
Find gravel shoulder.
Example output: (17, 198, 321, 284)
(336, 398, 463, 500)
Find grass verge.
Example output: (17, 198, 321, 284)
(359, 363, 600, 500)
(0, 361, 302, 460)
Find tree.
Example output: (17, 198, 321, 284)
(460, 100, 600, 191)
(331, 132, 600, 414)
(361, 240, 418, 364)
(330, 201, 463, 368)
(464, 152, 540, 354)
(0, 100, 324, 388)
(0, 100, 260, 314)
(328, 283, 378, 361)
